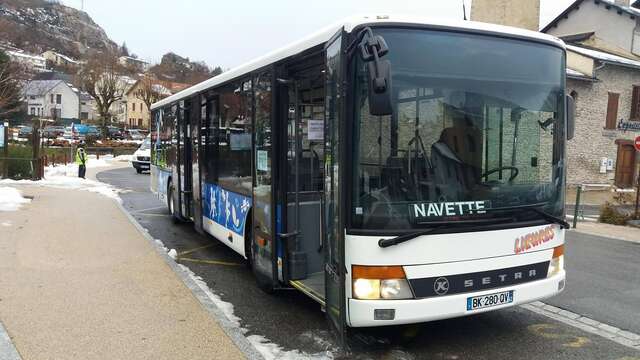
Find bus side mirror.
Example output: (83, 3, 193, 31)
(366, 59, 393, 116)
(359, 34, 393, 116)
(566, 94, 575, 140)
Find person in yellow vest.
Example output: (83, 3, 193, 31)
(75, 142, 87, 179)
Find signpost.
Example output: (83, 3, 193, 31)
(635, 136, 640, 219)
(1, 122, 8, 178)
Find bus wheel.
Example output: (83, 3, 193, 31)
(167, 181, 180, 223)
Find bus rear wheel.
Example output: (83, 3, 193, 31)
(167, 181, 181, 223)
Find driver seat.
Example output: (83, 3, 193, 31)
(431, 127, 482, 199)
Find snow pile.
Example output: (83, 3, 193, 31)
(0, 164, 122, 202)
(168, 249, 177, 259)
(247, 335, 334, 360)
(1, 220, 11, 227)
(0, 187, 31, 211)
(113, 154, 133, 162)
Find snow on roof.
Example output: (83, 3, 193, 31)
(543, 0, 640, 31)
(566, 44, 640, 69)
(152, 15, 564, 110)
(566, 67, 593, 81)
(120, 56, 149, 64)
(8, 50, 45, 62)
(44, 50, 80, 64)
(23, 80, 63, 96)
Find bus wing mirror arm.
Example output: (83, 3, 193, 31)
(566, 94, 575, 141)
(357, 31, 393, 116)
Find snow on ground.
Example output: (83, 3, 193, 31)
(174, 260, 335, 360)
(113, 154, 133, 162)
(0, 156, 124, 201)
(167, 249, 177, 260)
(1, 220, 11, 226)
(0, 187, 31, 211)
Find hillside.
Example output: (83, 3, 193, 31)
(150, 52, 223, 85)
(0, 0, 117, 59)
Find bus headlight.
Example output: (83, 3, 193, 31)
(548, 245, 564, 277)
(352, 266, 413, 300)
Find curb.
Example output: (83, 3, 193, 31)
(522, 301, 640, 351)
(0, 321, 22, 360)
(114, 199, 265, 360)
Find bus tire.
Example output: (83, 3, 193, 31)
(167, 181, 181, 223)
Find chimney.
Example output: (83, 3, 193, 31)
(471, 0, 541, 31)
(614, 0, 630, 7)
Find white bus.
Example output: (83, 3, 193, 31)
(150, 15, 574, 338)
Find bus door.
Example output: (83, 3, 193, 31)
(190, 98, 203, 229)
(178, 100, 193, 219)
(278, 57, 328, 306)
(323, 31, 346, 340)
(251, 71, 278, 287)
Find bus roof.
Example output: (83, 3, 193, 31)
(151, 15, 564, 111)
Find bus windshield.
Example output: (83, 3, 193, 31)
(351, 28, 565, 231)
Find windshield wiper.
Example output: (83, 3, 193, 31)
(484, 203, 570, 229)
(378, 217, 516, 248)
(528, 207, 570, 229)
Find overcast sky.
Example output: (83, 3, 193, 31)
(61, 0, 574, 69)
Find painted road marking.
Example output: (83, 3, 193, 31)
(0, 320, 22, 360)
(179, 257, 243, 267)
(528, 323, 591, 348)
(522, 302, 640, 351)
(131, 206, 168, 214)
(177, 244, 217, 257)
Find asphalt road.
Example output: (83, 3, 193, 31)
(97, 166, 640, 359)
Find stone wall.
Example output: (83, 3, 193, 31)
(567, 65, 640, 186)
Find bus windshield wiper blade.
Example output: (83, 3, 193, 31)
(378, 226, 444, 248)
(378, 217, 516, 248)
(528, 207, 571, 229)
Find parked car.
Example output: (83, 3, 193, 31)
(18, 126, 33, 138)
(131, 136, 151, 174)
(106, 126, 124, 140)
(42, 126, 65, 138)
(126, 129, 145, 141)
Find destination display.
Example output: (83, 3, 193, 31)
(409, 200, 491, 222)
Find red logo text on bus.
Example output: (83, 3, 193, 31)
(514, 226, 555, 254)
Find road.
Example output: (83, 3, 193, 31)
(98, 166, 640, 359)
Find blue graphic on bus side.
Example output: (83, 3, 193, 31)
(202, 183, 252, 236)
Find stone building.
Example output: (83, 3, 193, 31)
(543, 0, 640, 188)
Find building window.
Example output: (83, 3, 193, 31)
(30, 107, 36, 115)
(29, 95, 36, 100)
(138, 119, 142, 128)
(631, 85, 640, 120)
(81, 112, 88, 120)
(50, 94, 54, 103)
(605, 92, 619, 129)
(132, 103, 136, 111)
(56, 94, 62, 104)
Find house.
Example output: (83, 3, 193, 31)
(124, 79, 188, 129)
(542, 0, 640, 188)
(79, 92, 97, 122)
(42, 50, 81, 68)
(22, 80, 80, 124)
(118, 56, 150, 71)
(6, 50, 48, 73)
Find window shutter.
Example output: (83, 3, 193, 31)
(631, 86, 640, 120)
(606, 92, 620, 129)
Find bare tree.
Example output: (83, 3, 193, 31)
(78, 53, 128, 138)
(0, 50, 24, 117)
(134, 75, 170, 130)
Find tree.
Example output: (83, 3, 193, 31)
(78, 53, 128, 138)
(120, 42, 130, 57)
(0, 50, 24, 117)
(134, 75, 170, 130)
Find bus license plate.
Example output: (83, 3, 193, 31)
(467, 290, 514, 311)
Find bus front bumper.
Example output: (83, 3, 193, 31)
(347, 271, 565, 327)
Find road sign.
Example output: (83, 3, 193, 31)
(635, 136, 640, 152)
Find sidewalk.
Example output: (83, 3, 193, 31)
(0, 184, 247, 360)
(571, 220, 640, 243)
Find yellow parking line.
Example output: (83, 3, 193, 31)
(178, 257, 243, 267)
(177, 244, 216, 257)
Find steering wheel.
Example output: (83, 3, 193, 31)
(481, 166, 519, 182)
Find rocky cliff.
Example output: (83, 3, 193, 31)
(0, 0, 117, 59)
